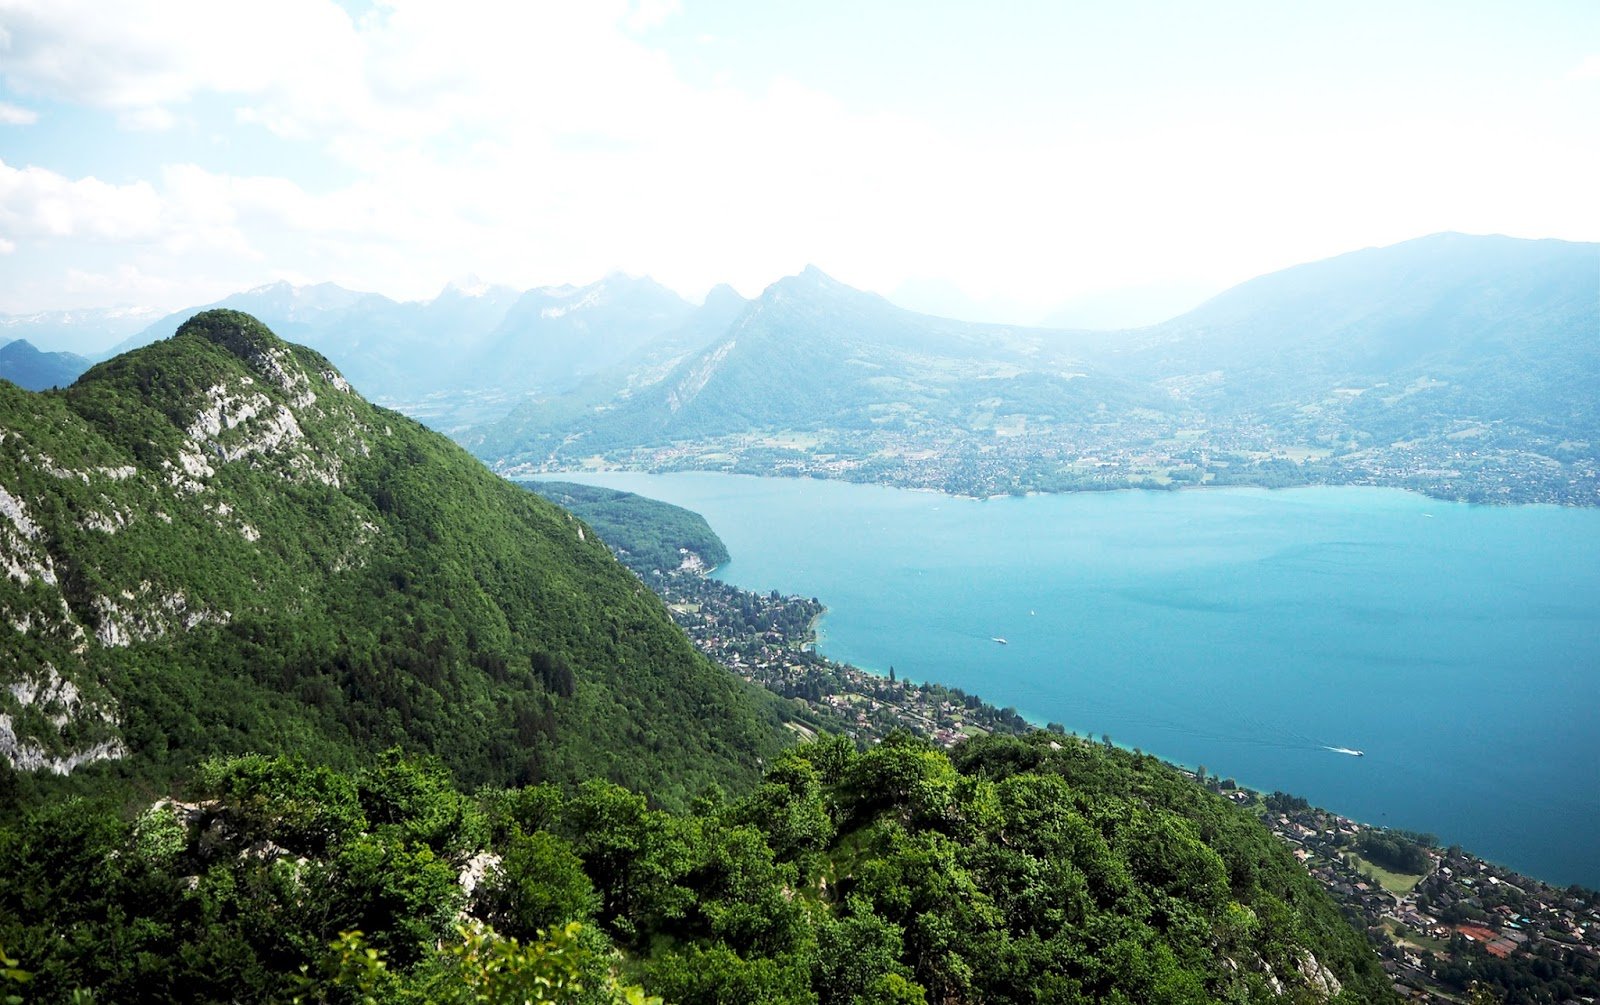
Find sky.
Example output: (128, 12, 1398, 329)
(0, 0, 1596, 326)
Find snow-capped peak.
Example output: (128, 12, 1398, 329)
(444, 274, 493, 298)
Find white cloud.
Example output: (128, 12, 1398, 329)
(0, 159, 164, 240)
(0, 1, 1595, 314)
(1568, 54, 1600, 81)
(118, 106, 178, 132)
(62, 263, 188, 305)
(625, 0, 680, 33)
(0, 1, 690, 148)
(0, 1, 969, 300)
(0, 0, 361, 118)
(0, 101, 37, 124)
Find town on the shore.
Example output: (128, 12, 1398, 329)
(639, 561, 1600, 1005)
(514, 415, 1600, 508)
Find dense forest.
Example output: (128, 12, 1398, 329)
(1, 734, 1394, 1004)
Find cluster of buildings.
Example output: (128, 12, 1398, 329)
(552, 417, 1599, 506)
(1239, 791, 1600, 1003)
(644, 568, 1027, 745)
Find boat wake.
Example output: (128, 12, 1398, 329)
(1068, 707, 1369, 761)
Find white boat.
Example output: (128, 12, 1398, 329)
(992, 637, 1008, 645)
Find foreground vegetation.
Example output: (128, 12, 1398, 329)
(1, 735, 1394, 1004)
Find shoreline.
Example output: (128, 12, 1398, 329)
(515, 464, 1594, 509)
(801, 608, 824, 651)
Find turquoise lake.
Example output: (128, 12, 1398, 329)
(543, 472, 1600, 887)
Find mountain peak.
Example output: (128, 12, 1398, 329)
(234, 280, 371, 316)
(166, 309, 347, 398)
(795, 264, 851, 291)
(764, 265, 883, 308)
(596, 272, 681, 299)
(0, 316, 787, 806)
(0, 337, 93, 389)
(771, 265, 835, 292)
(442, 274, 493, 298)
(702, 283, 746, 311)
(175, 309, 286, 360)
(244, 280, 296, 296)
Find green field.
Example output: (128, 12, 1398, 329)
(1349, 851, 1427, 895)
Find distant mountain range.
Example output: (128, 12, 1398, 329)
(465, 264, 1155, 462)
(86, 273, 718, 431)
(0, 339, 91, 390)
(12, 233, 1596, 502)
(0, 305, 163, 356)
(1112, 232, 1597, 415)
(468, 233, 1600, 504)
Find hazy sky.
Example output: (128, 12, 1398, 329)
(1, 0, 1596, 319)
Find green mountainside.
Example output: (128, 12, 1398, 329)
(0, 310, 787, 807)
(1, 735, 1393, 1004)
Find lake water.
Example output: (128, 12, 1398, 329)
(544, 472, 1600, 887)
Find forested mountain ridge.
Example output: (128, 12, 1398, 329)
(0, 310, 789, 806)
